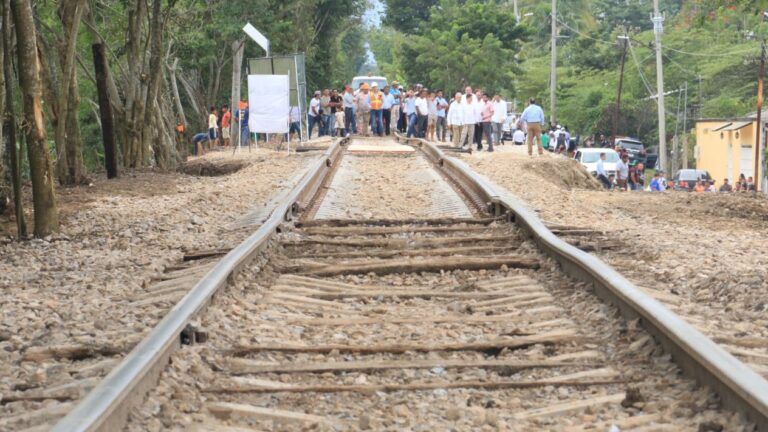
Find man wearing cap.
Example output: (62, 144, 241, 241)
(356, 83, 372, 136)
(520, 97, 545, 156)
(370, 83, 384, 137)
(309, 91, 321, 139)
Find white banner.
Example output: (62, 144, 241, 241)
(248, 74, 289, 134)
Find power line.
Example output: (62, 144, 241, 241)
(628, 42, 654, 96)
(555, 17, 616, 46)
(665, 46, 759, 58)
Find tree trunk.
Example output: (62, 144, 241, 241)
(54, 0, 86, 185)
(230, 39, 244, 146)
(92, 43, 117, 178)
(168, 58, 187, 129)
(142, 0, 165, 162)
(122, 0, 146, 168)
(10, 0, 58, 237)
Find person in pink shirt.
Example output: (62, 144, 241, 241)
(480, 94, 495, 152)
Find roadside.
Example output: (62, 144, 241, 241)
(462, 144, 768, 378)
(0, 147, 320, 428)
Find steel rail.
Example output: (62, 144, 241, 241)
(51, 140, 344, 432)
(419, 140, 768, 430)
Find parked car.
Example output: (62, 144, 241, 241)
(574, 148, 619, 178)
(615, 138, 646, 166)
(671, 169, 712, 191)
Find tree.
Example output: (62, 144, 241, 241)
(11, 0, 58, 237)
(382, 0, 438, 34)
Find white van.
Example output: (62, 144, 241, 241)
(351, 75, 388, 90)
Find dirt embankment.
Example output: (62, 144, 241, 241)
(463, 147, 768, 379)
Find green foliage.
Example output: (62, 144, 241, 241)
(382, 0, 438, 34)
(391, 0, 525, 97)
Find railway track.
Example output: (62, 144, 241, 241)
(34, 138, 768, 431)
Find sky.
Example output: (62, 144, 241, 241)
(363, 0, 384, 28)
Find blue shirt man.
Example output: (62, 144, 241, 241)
(436, 95, 448, 117)
(520, 102, 545, 124)
(389, 86, 401, 105)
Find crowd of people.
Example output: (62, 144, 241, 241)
(190, 103, 251, 155)
(308, 83, 521, 153)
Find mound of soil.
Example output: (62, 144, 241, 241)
(519, 157, 602, 191)
(179, 159, 249, 177)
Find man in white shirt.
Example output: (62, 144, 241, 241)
(459, 93, 476, 148)
(595, 152, 611, 188)
(512, 128, 525, 146)
(615, 153, 629, 190)
(382, 86, 395, 136)
(309, 91, 321, 139)
(491, 95, 507, 146)
(342, 85, 356, 136)
(415, 89, 429, 138)
(447, 92, 463, 147)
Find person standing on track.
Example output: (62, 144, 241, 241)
(435, 90, 448, 142)
(370, 83, 384, 137)
(342, 85, 355, 137)
(447, 92, 464, 148)
(520, 97, 545, 157)
(356, 84, 372, 137)
(480, 93, 494, 152)
(459, 93, 476, 148)
(427, 90, 438, 141)
(329, 89, 342, 137)
(382, 85, 394, 136)
(415, 89, 429, 138)
(320, 89, 331, 136)
(473, 90, 484, 148)
(405, 90, 418, 138)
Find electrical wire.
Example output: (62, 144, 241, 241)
(665, 46, 759, 58)
(628, 42, 655, 97)
(555, 17, 617, 46)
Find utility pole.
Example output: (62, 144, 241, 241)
(754, 41, 765, 192)
(513, 0, 520, 23)
(652, 0, 667, 173)
(612, 36, 629, 145)
(550, 0, 557, 126)
(682, 82, 689, 169)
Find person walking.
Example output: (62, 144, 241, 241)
(415, 89, 429, 138)
(435, 90, 448, 142)
(370, 83, 384, 137)
(308, 91, 321, 139)
(491, 95, 506, 146)
(356, 84, 372, 136)
(480, 94, 494, 151)
(520, 97, 545, 156)
(459, 93, 476, 148)
(447, 92, 464, 147)
(288, 105, 301, 141)
(342, 85, 355, 137)
(382, 85, 394, 136)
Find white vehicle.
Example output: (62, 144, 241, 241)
(574, 148, 619, 177)
(351, 75, 388, 90)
